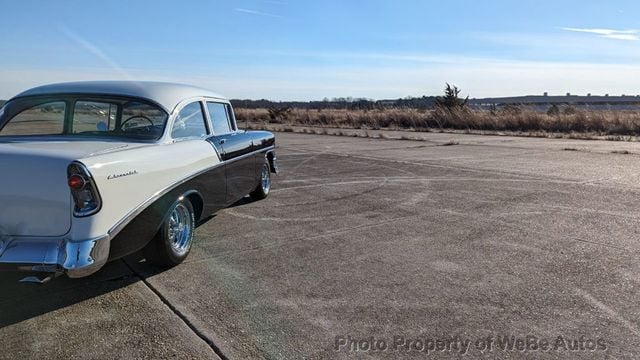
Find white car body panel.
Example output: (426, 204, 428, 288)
(71, 140, 221, 240)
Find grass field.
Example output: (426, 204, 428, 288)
(235, 107, 640, 139)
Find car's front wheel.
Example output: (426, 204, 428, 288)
(250, 162, 271, 200)
(145, 197, 195, 267)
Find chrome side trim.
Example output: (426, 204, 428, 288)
(224, 145, 274, 165)
(107, 145, 275, 238)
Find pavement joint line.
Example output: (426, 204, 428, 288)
(121, 259, 229, 360)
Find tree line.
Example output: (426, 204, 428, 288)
(230, 96, 439, 110)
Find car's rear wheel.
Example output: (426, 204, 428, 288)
(250, 162, 271, 201)
(145, 197, 195, 267)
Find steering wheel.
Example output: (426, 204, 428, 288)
(121, 115, 154, 131)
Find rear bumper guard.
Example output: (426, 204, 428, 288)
(268, 151, 279, 174)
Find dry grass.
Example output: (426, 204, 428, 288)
(236, 107, 640, 136)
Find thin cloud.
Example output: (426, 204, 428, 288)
(234, 8, 282, 18)
(59, 25, 136, 80)
(599, 33, 639, 41)
(562, 27, 640, 41)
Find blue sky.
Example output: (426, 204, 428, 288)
(1, 0, 639, 100)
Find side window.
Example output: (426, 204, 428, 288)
(207, 102, 232, 134)
(171, 102, 207, 139)
(0, 101, 65, 136)
(73, 101, 117, 133)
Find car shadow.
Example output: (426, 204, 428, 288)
(0, 208, 226, 329)
(0, 258, 144, 328)
(227, 196, 254, 209)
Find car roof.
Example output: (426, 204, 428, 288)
(12, 81, 227, 112)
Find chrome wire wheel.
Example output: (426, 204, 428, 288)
(260, 163, 271, 195)
(168, 203, 193, 256)
(251, 160, 272, 201)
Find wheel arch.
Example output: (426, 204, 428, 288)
(158, 189, 204, 226)
(182, 190, 204, 222)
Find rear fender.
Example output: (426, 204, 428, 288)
(107, 189, 204, 261)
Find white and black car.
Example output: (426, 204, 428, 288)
(0, 81, 276, 280)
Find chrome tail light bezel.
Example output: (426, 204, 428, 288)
(67, 161, 102, 217)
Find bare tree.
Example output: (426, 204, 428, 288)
(434, 83, 468, 111)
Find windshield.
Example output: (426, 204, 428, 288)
(0, 96, 168, 140)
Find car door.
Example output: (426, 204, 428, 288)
(171, 101, 226, 211)
(205, 101, 256, 204)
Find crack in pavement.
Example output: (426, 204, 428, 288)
(121, 259, 228, 360)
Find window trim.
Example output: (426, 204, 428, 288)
(170, 100, 210, 141)
(205, 100, 235, 136)
(226, 103, 237, 131)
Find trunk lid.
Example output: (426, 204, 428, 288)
(0, 139, 146, 237)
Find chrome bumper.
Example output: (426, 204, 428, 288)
(0, 234, 110, 278)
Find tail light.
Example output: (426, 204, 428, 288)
(67, 162, 102, 217)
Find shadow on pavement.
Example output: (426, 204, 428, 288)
(0, 257, 145, 328)
(0, 198, 252, 330)
(227, 197, 253, 209)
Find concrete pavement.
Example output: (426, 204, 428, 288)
(2, 132, 640, 359)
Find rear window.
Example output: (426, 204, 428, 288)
(0, 97, 168, 140)
(73, 101, 118, 133)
